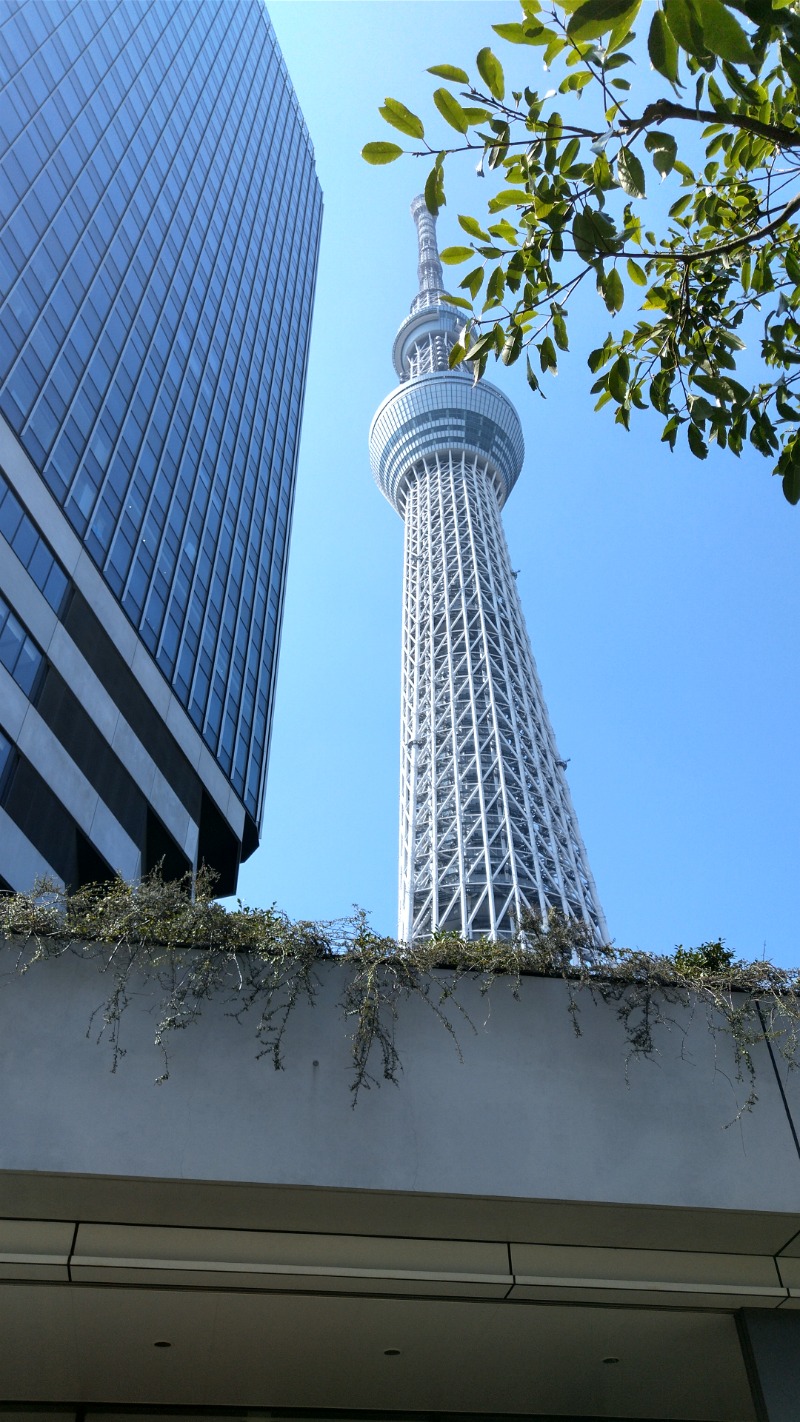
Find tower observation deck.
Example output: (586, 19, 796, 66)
(370, 198, 607, 943)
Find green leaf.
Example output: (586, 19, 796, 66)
(608, 354, 629, 401)
(553, 309, 569, 350)
(489, 218, 519, 244)
(379, 98, 424, 140)
(588, 341, 612, 373)
(573, 207, 621, 260)
(669, 192, 692, 218)
(695, 0, 753, 62)
(488, 188, 527, 213)
(689, 395, 718, 427)
(643, 285, 669, 310)
(572, 212, 595, 263)
(486, 264, 506, 306)
(539, 335, 558, 373)
(687, 422, 708, 459)
(644, 130, 678, 178)
(559, 136, 582, 172)
(544, 33, 567, 64)
(476, 46, 505, 100)
(424, 163, 444, 217)
(650, 369, 673, 413)
(778, 433, 800, 503)
(462, 106, 493, 125)
(592, 151, 614, 192)
(608, 4, 642, 51)
(500, 324, 523, 365)
(465, 332, 496, 362)
(567, 0, 641, 43)
(427, 64, 470, 83)
(648, 8, 679, 82)
(433, 87, 470, 133)
(617, 147, 646, 198)
(489, 324, 507, 359)
(440, 246, 474, 265)
(781, 41, 800, 90)
(458, 214, 490, 240)
(663, 0, 706, 56)
(720, 60, 761, 104)
(661, 415, 681, 449)
(560, 68, 594, 93)
(442, 293, 473, 311)
(487, 121, 510, 169)
(603, 267, 625, 313)
(706, 74, 731, 114)
(493, 21, 546, 44)
(720, 329, 745, 352)
(627, 257, 647, 285)
(526, 357, 541, 394)
(362, 142, 404, 165)
(459, 265, 485, 299)
(783, 461, 800, 504)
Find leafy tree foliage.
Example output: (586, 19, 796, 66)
(364, 0, 800, 503)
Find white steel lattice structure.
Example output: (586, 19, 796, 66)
(370, 198, 607, 943)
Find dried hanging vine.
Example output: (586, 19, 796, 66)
(1, 870, 797, 1113)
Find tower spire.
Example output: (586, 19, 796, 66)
(391, 197, 463, 382)
(410, 194, 445, 310)
(370, 201, 607, 943)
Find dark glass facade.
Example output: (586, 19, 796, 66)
(0, 0, 321, 889)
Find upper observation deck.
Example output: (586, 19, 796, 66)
(370, 197, 524, 515)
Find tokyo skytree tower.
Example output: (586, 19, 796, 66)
(369, 197, 607, 944)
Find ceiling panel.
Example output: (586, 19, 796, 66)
(0, 1283, 756, 1420)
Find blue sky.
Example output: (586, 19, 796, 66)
(230, 1, 799, 968)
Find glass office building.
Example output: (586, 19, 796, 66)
(0, 0, 322, 892)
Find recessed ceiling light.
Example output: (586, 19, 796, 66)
(602, 1356, 620, 1365)
(384, 1348, 401, 1357)
(153, 1340, 172, 1349)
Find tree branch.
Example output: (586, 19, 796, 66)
(702, 189, 800, 258)
(619, 99, 800, 150)
(407, 123, 599, 159)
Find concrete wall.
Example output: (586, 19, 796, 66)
(1, 949, 798, 1220)
(2, 947, 798, 1418)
